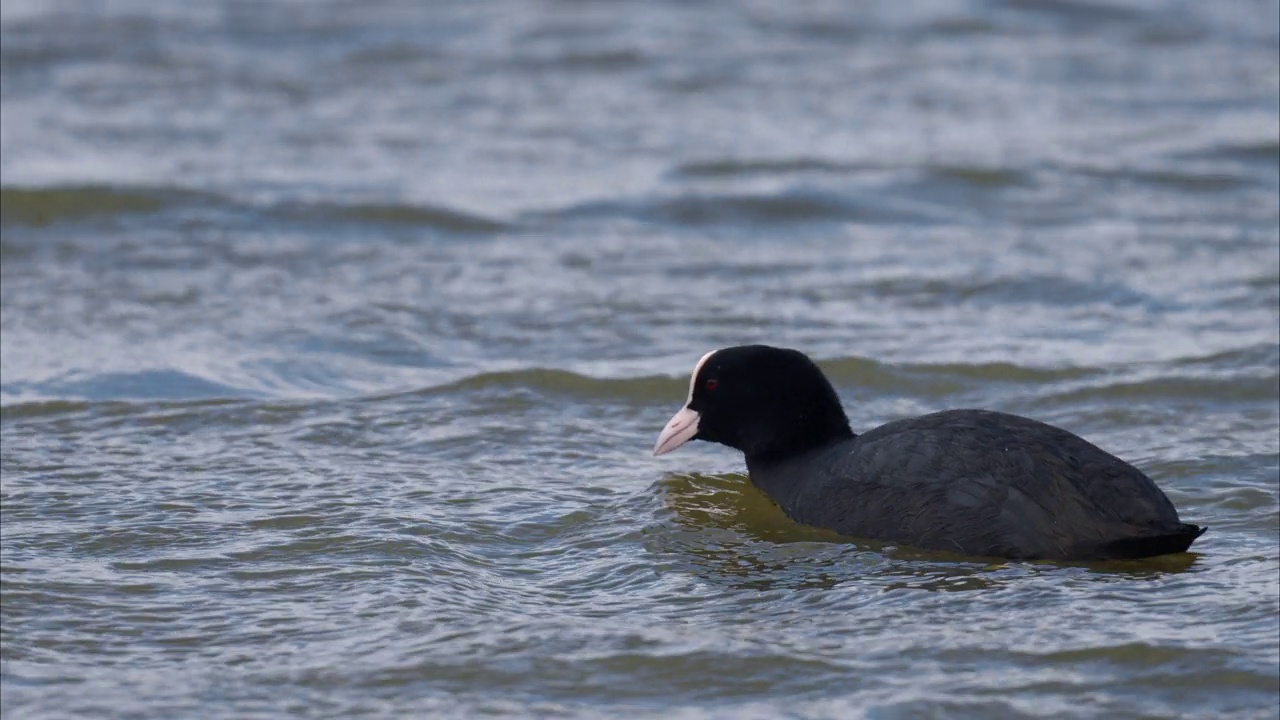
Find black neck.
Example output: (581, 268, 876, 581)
(744, 435, 851, 512)
(743, 424, 855, 467)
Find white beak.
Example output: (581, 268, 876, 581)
(653, 406, 700, 456)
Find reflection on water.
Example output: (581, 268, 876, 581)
(654, 472, 1201, 594)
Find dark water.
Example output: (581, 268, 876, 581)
(2, 1, 1278, 718)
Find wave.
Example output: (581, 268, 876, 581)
(1035, 374, 1279, 405)
(0, 184, 509, 234)
(0, 369, 259, 414)
(1178, 138, 1280, 166)
(7, 344, 1273, 416)
(402, 359, 1110, 405)
(670, 157, 874, 179)
(273, 200, 509, 233)
(1062, 164, 1253, 192)
(552, 188, 948, 226)
(0, 185, 222, 226)
(924, 164, 1033, 189)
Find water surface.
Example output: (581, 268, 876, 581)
(2, 1, 1278, 718)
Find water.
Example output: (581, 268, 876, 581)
(2, 1, 1278, 718)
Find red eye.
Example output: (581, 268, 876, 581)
(705, 378, 719, 391)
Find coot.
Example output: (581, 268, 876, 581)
(653, 345, 1205, 560)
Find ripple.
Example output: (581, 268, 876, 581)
(552, 189, 947, 226)
(3, 369, 256, 404)
(1036, 373, 1279, 405)
(670, 157, 870, 179)
(0, 185, 220, 227)
(0, 185, 509, 235)
(276, 200, 510, 233)
(925, 163, 1034, 188)
(2, 0, 1278, 717)
(1067, 163, 1255, 192)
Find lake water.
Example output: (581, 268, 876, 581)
(2, 1, 1278, 718)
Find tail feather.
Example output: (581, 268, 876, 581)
(1095, 524, 1207, 560)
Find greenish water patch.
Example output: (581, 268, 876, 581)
(278, 201, 510, 233)
(0, 186, 173, 226)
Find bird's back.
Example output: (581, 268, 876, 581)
(750, 409, 1195, 559)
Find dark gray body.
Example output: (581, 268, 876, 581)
(746, 409, 1203, 560)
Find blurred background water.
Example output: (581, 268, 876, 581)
(1, 1, 1278, 718)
